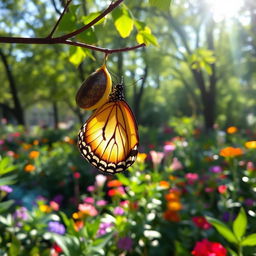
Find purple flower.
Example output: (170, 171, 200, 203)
(222, 212, 236, 222)
(13, 207, 28, 220)
(53, 194, 64, 204)
(97, 222, 113, 236)
(244, 198, 254, 207)
(0, 185, 13, 193)
(47, 221, 65, 235)
(209, 166, 222, 173)
(113, 206, 124, 215)
(117, 237, 133, 251)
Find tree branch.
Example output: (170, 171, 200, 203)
(0, 0, 145, 54)
(48, 0, 73, 38)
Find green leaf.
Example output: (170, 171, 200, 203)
(0, 200, 14, 213)
(233, 208, 247, 241)
(114, 14, 134, 38)
(58, 5, 79, 33)
(228, 248, 238, 256)
(91, 232, 114, 252)
(0, 175, 16, 186)
(69, 47, 86, 67)
(0, 157, 16, 176)
(116, 173, 130, 186)
(8, 235, 21, 256)
(149, 0, 172, 11)
(241, 233, 256, 246)
(82, 12, 105, 26)
(136, 30, 158, 46)
(206, 216, 238, 244)
(77, 27, 97, 44)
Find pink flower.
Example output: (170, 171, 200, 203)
(50, 201, 59, 211)
(6, 151, 15, 157)
(83, 197, 94, 204)
(185, 173, 199, 184)
(192, 216, 212, 230)
(149, 150, 165, 169)
(87, 185, 95, 192)
(96, 200, 107, 206)
(170, 157, 183, 171)
(95, 174, 107, 187)
(247, 161, 254, 171)
(78, 203, 98, 216)
(73, 172, 81, 179)
(192, 239, 227, 256)
(205, 187, 214, 193)
(163, 143, 176, 154)
(113, 206, 125, 215)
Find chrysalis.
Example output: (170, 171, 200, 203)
(76, 64, 112, 110)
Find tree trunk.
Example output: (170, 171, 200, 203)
(0, 49, 25, 125)
(52, 102, 59, 129)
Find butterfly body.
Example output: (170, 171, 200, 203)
(78, 83, 139, 174)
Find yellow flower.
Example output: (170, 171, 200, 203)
(29, 151, 40, 159)
(219, 147, 243, 158)
(227, 126, 238, 134)
(137, 153, 147, 163)
(24, 164, 36, 172)
(39, 204, 52, 213)
(245, 141, 256, 149)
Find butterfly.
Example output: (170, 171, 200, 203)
(77, 83, 139, 174)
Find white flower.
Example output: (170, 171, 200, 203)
(95, 174, 107, 187)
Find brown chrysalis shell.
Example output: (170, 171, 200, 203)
(76, 64, 112, 110)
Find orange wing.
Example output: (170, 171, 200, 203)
(78, 100, 139, 174)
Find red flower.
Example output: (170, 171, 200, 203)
(192, 239, 227, 256)
(53, 243, 63, 253)
(107, 180, 122, 187)
(192, 216, 211, 230)
(218, 185, 227, 194)
(108, 186, 125, 197)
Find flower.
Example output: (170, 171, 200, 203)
(39, 204, 52, 213)
(226, 126, 238, 134)
(95, 174, 107, 187)
(96, 200, 107, 206)
(0, 185, 13, 193)
(73, 172, 81, 179)
(48, 221, 65, 235)
(163, 142, 176, 153)
(87, 185, 95, 192)
(83, 197, 94, 204)
(136, 153, 147, 163)
(247, 161, 254, 171)
(192, 216, 211, 230)
(167, 201, 182, 211)
(164, 210, 180, 222)
(209, 165, 222, 173)
(192, 239, 227, 256)
(78, 203, 98, 216)
(219, 147, 243, 158)
(117, 237, 133, 251)
(74, 220, 84, 231)
(24, 164, 36, 172)
(245, 141, 256, 149)
(149, 150, 165, 169)
(113, 206, 125, 215)
(107, 180, 122, 187)
(97, 222, 113, 236)
(170, 157, 183, 171)
(218, 185, 227, 194)
(50, 201, 60, 211)
(108, 186, 125, 197)
(159, 181, 170, 189)
(185, 173, 199, 184)
(29, 151, 40, 159)
(52, 243, 63, 253)
(13, 207, 28, 220)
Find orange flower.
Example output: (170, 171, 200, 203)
(29, 151, 40, 159)
(72, 211, 83, 220)
(169, 175, 177, 181)
(39, 204, 52, 213)
(165, 192, 180, 201)
(33, 140, 39, 145)
(159, 181, 170, 189)
(219, 147, 243, 158)
(226, 126, 238, 134)
(245, 141, 256, 149)
(137, 153, 147, 163)
(167, 201, 182, 211)
(24, 164, 36, 172)
(22, 143, 32, 150)
(74, 220, 84, 231)
(107, 180, 122, 187)
(164, 210, 180, 222)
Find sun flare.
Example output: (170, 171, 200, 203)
(206, 0, 243, 22)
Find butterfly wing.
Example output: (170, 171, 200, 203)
(78, 101, 139, 174)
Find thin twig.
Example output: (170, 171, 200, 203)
(47, 0, 73, 38)
(57, 0, 124, 40)
(63, 40, 145, 53)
